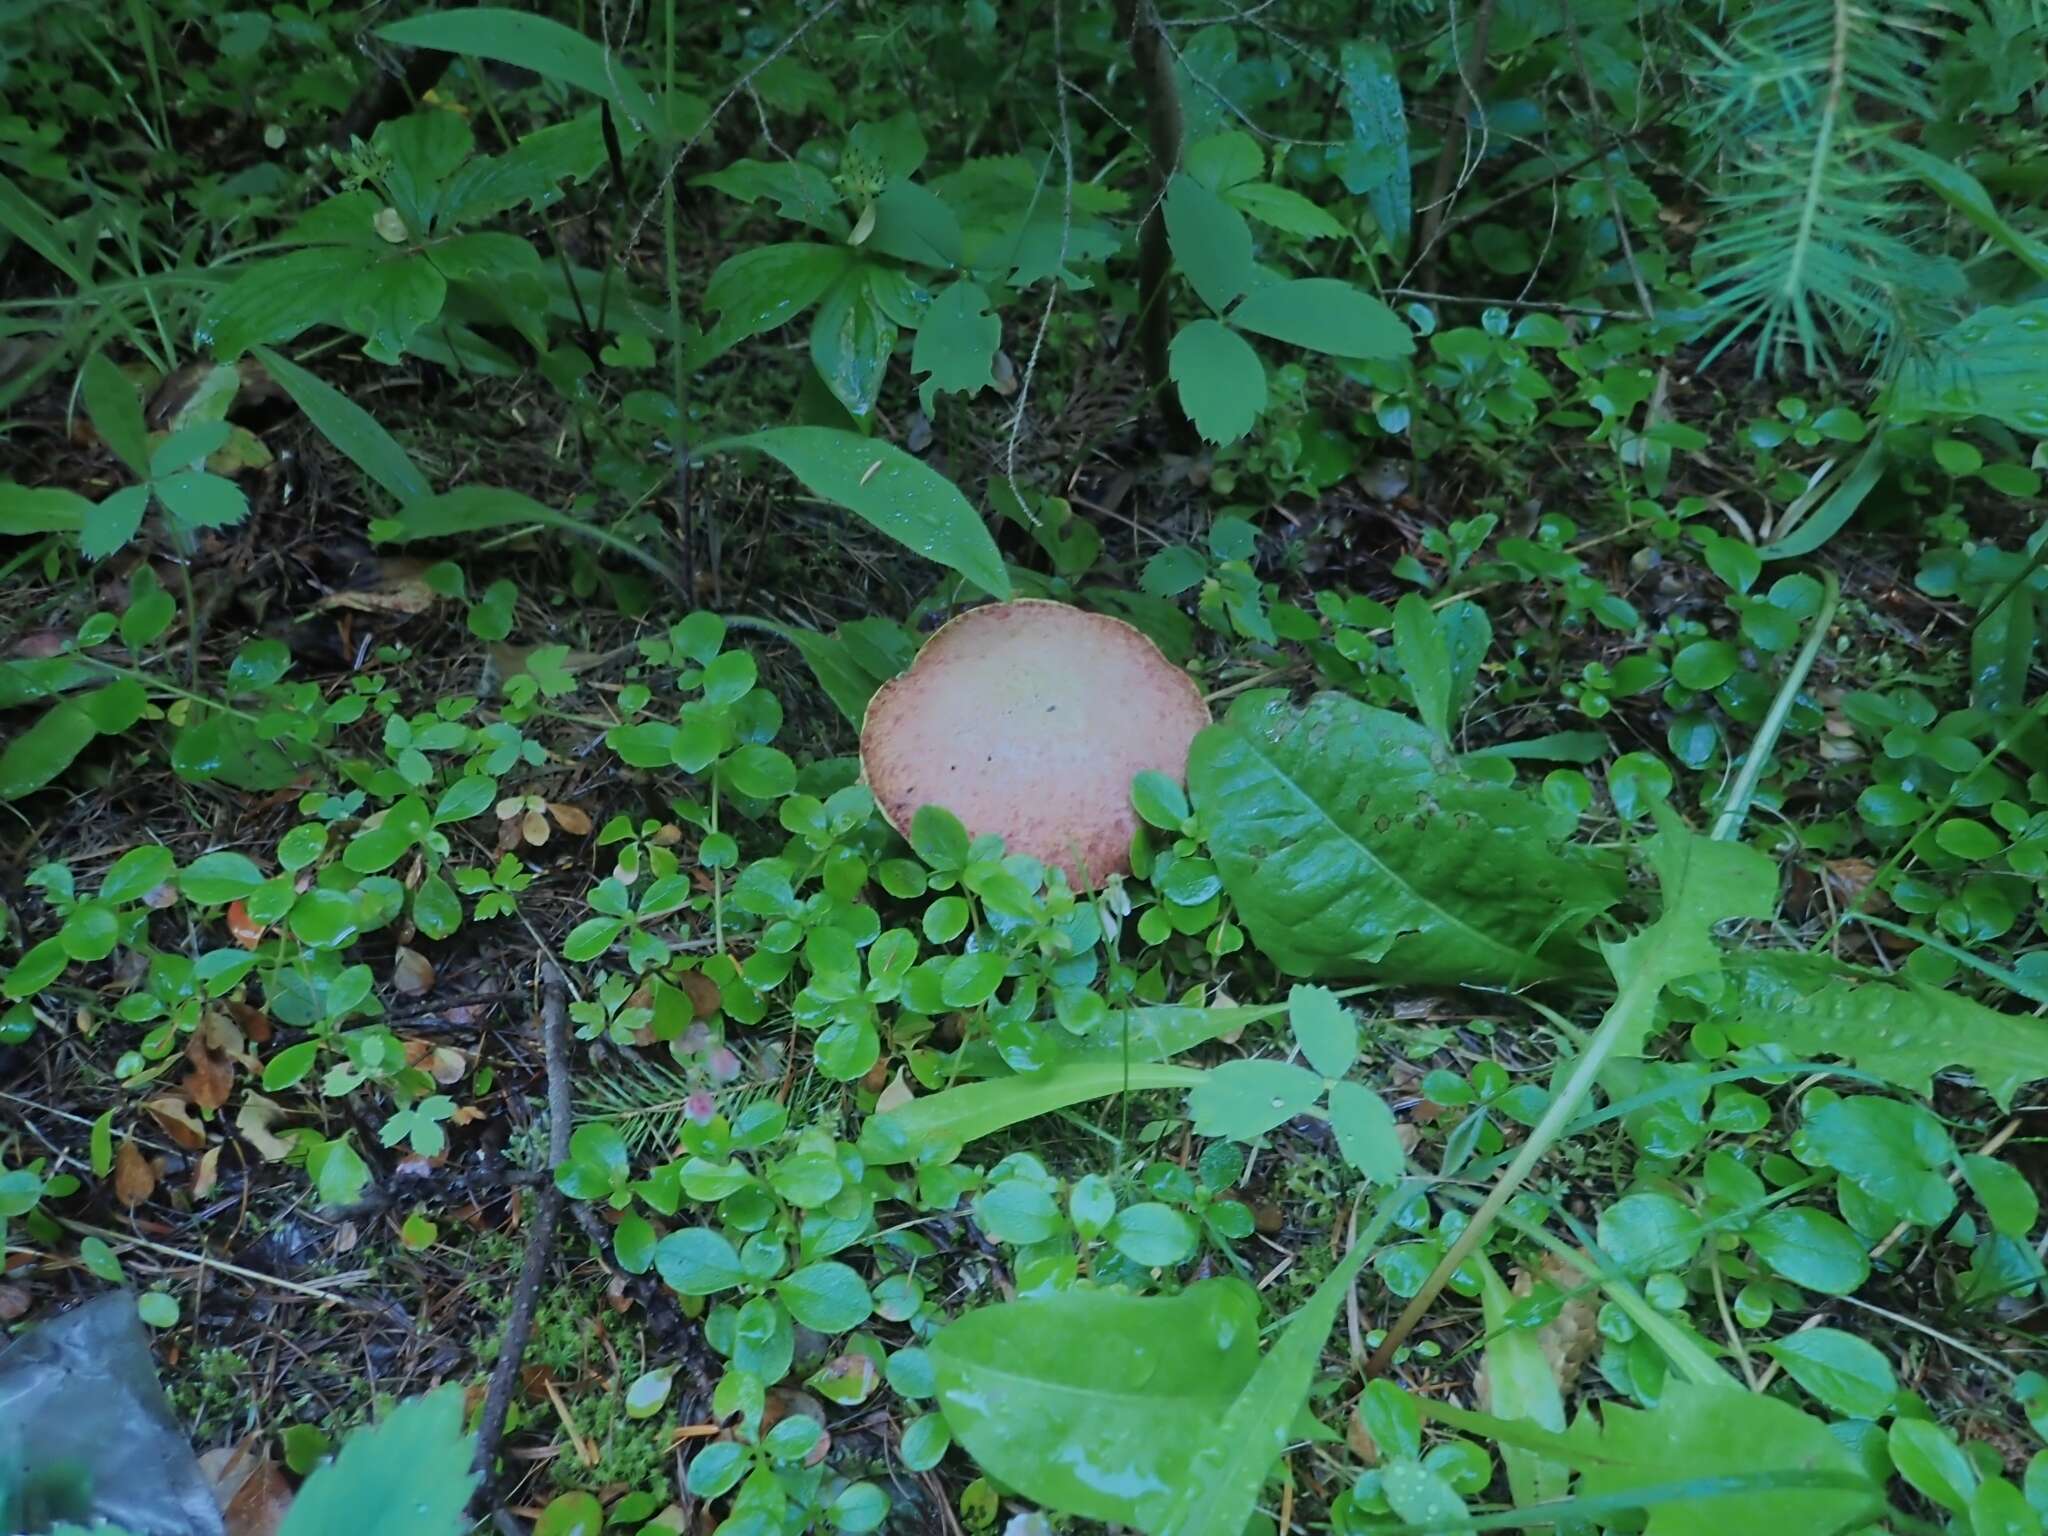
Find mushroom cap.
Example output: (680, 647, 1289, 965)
(860, 599, 1210, 890)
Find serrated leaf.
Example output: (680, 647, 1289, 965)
(1164, 173, 1253, 313)
(1188, 692, 1624, 984)
(1718, 951, 2048, 1109)
(1224, 181, 1345, 239)
(277, 1386, 477, 1536)
(1228, 278, 1411, 358)
(912, 280, 1000, 413)
(79, 351, 149, 477)
(1168, 320, 1266, 446)
(708, 427, 1009, 598)
(80, 485, 151, 561)
(1187, 1059, 1323, 1139)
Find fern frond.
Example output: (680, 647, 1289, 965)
(1686, 0, 1952, 374)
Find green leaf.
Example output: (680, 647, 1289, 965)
(708, 427, 1010, 598)
(1571, 1382, 1880, 1536)
(694, 158, 846, 236)
(1889, 1419, 1977, 1513)
(1168, 320, 1266, 446)
(1476, 1259, 1567, 1506)
(1890, 301, 2048, 435)
(655, 1228, 745, 1295)
(1746, 1206, 1869, 1295)
(1325, 1080, 1403, 1183)
(1336, 40, 1410, 251)
(779, 1261, 873, 1332)
(1961, 1155, 2039, 1238)
(80, 351, 149, 477)
(1804, 1096, 1955, 1226)
(81, 485, 150, 561)
(689, 242, 851, 368)
(136, 1291, 179, 1328)
(90, 1109, 115, 1178)
(179, 850, 266, 904)
(0, 170, 88, 287)
(377, 8, 658, 135)
(861, 1057, 1204, 1165)
(1108, 1202, 1198, 1267)
(1164, 173, 1253, 313)
(1757, 436, 1886, 560)
(277, 1386, 477, 1536)
(0, 681, 149, 801)
(1597, 1192, 1705, 1271)
(254, 346, 429, 506)
(808, 267, 898, 419)
(1287, 984, 1355, 1078)
(1187, 1059, 1323, 1139)
(101, 845, 175, 903)
(1153, 1191, 1411, 1536)
(1392, 592, 1452, 739)
(1759, 1329, 1897, 1419)
(912, 280, 1000, 413)
(1891, 142, 2048, 280)
(371, 484, 651, 572)
(155, 471, 249, 531)
(0, 481, 90, 535)
(1224, 182, 1344, 239)
(1228, 278, 1412, 359)
(1599, 811, 1777, 1015)
(1189, 692, 1624, 984)
(1719, 951, 2048, 1109)
(199, 247, 369, 361)
(931, 1279, 1263, 1532)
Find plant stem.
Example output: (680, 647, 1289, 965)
(1114, 0, 1195, 452)
(1710, 566, 1839, 841)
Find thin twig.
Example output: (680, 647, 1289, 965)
(469, 967, 574, 1505)
(55, 1218, 370, 1304)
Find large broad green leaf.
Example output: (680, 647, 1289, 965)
(709, 428, 1010, 599)
(931, 1279, 1263, 1533)
(277, 1386, 476, 1536)
(1571, 1381, 1881, 1536)
(1169, 320, 1266, 446)
(377, 8, 658, 136)
(253, 346, 429, 506)
(0, 682, 148, 801)
(1163, 173, 1253, 313)
(1718, 951, 2048, 1109)
(1188, 691, 1624, 984)
(1229, 278, 1412, 359)
(1335, 41, 1410, 253)
(1890, 301, 2048, 435)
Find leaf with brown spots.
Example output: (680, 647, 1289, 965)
(115, 1139, 157, 1206)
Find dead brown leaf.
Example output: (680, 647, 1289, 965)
(0, 1283, 30, 1321)
(392, 946, 435, 997)
(200, 1436, 293, 1536)
(549, 801, 593, 836)
(522, 808, 550, 846)
(874, 1070, 915, 1115)
(227, 900, 266, 948)
(192, 1145, 223, 1200)
(183, 1031, 235, 1113)
(234, 1095, 296, 1161)
(676, 969, 722, 1020)
(144, 1096, 207, 1150)
(115, 1139, 157, 1206)
(317, 557, 439, 617)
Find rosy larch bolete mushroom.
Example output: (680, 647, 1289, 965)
(859, 599, 1209, 889)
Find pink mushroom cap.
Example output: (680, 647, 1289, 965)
(859, 600, 1210, 889)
